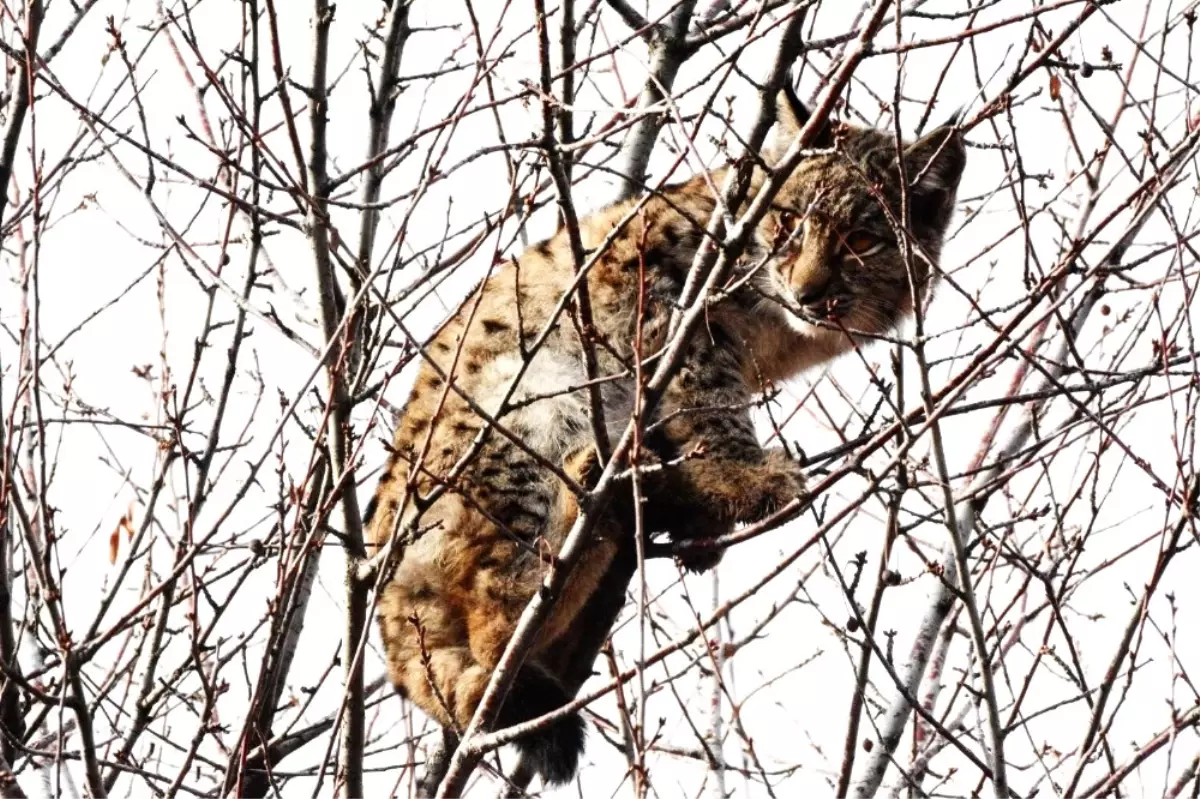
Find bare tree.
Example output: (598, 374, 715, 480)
(0, 1, 1198, 797)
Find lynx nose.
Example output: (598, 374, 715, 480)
(788, 220, 835, 307)
(795, 278, 831, 307)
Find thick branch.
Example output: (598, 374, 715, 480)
(612, 1, 697, 200)
(0, 0, 44, 230)
(299, 2, 368, 796)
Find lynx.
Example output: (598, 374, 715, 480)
(365, 83, 966, 786)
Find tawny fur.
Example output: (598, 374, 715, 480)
(365, 86, 967, 785)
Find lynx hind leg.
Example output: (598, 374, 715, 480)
(383, 444, 612, 787)
(379, 573, 585, 787)
(468, 441, 625, 782)
(461, 560, 590, 786)
(378, 568, 473, 729)
(533, 442, 621, 645)
(459, 579, 588, 787)
(541, 537, 637, 692)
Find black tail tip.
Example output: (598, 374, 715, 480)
(513, 711, 586, 786)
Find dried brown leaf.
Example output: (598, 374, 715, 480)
(109, 525, 120, 565)
(122, 501, 136, 539)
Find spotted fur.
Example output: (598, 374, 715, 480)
(366, 85, 966, 786)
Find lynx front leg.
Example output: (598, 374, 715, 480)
(659, 448, 807, 572)
(643, 343, 807, 571)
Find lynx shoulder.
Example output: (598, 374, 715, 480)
(365, 84, 966, 787)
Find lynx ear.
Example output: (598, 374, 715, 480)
(767, 80, 833, 163)
(902, 120, 966, 226)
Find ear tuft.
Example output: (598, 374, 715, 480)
(939, 107, 965, 128)
(767, 77, 834, 163)
(776, 78, 811, 137)
(903, 124, 967, 226)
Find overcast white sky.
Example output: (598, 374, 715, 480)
(2, 0, 1198, 796)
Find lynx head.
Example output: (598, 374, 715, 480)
(754, 83, 966, 341)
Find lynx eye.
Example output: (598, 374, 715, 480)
(778, 210, 803, 238)
(843, 230, 884, 257)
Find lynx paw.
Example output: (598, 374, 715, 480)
(674, 546, 724, 574)
(746, 448, 807, 521)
